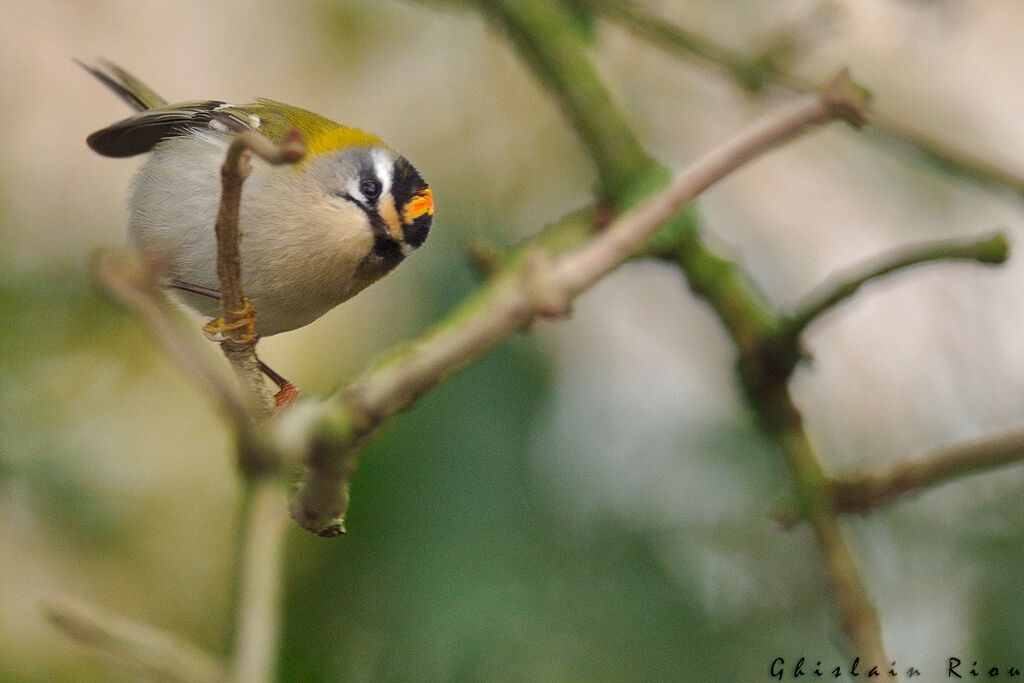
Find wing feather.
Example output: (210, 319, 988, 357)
(85, 102, 260, 157)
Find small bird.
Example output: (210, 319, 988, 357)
(81, 59, 434, 339)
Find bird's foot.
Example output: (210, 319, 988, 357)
(202, 300, 259, 344)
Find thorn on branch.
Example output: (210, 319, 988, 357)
(820, 68, 871, 128)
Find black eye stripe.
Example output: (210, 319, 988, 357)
(336, 191, 397, 257)
(333, 154, 431, 253)
(336, 191, 365, 211)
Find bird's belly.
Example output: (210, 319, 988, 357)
(128, 135, 379, 336)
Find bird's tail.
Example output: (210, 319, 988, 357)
(76, 58, 167, 112)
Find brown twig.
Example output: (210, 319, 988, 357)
(42, 598, 227, 683)
(211, 129, 306, 420)
(204, 129, 308, 681)
(828, 429, 1024, 514)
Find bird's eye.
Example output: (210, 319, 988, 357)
(360, 178, 382, 201)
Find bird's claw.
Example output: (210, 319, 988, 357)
(203, 300, 259, 343)
(272, 381, 299, 414)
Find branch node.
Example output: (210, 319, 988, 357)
(521, 248, 572, 318)
(464, 239, 506, 281)
(821, 67, 871, 128)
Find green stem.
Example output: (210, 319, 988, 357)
(587, 0, 783, 91)
(766, 392, 889, 668)
(784, 231, 1008, 342)
(649, 223, 780, 358)
(480, 0, 654, 202)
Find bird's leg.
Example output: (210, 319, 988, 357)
(171, 279, 298, 409)
(169, 279, 222, 300)
(258, 360, 299, 409)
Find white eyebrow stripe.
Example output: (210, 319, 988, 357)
(371, 148, 393, 197)
(347, 178, 366, 204)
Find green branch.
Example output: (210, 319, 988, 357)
(477, 0, 654, 202)
(583, 0, 785, 91)
(784, 231, 1008, 344)
(283, 76, 863, 534)
(471, 2, 892, 662)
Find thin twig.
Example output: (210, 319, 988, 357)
(828, 429, 1024, 514)
(862, 115, 1024, 196)
(230, 478, 291, 683)
(206, 129, 307, 680)
(211, 129, 306, 420)
(589, 0, 1024, 197)
(42, 598, 227, 683)
(92, 247, 253, 438)
(286, 70, 869, 535)
(784, 231, 1009, 342)
(554, 70, 868, 299)
(586, 0, 791, 91)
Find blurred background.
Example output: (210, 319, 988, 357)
(3, 0, 1024, 679)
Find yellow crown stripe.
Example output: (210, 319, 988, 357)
(249, 98, 384, 162)
(303, 126, 384, 160)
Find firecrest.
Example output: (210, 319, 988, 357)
(81, 59, 434, 336)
